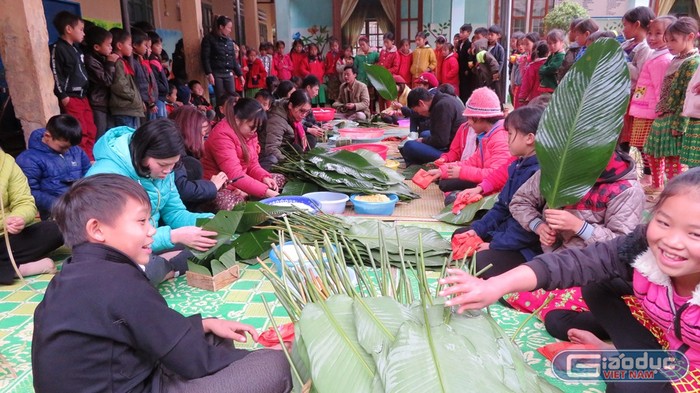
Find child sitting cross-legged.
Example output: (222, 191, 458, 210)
(31, 174, 292, 393)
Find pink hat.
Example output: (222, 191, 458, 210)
(413, 72, 438, 88)
(463, 87, 504, 118)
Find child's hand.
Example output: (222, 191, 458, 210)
(60, 97, 70, 107)
(535, 222, 557, 247)
(445, 165, 461, 179)
(210, 172, 228, 190)
(207, 74, 215, 85)
(478, 242, 490, 251)
(492, 73, 500, 81)
(171, 226, 218, 251)
(438, 268, 503, 312)
(458, 186, 483, 200)
(544, 209, 583, 233)
(262, 177, 278, 191)
(4, 216, 25, 235)
(433, 158, 446, 166)
(426, 168, 441, 177)
(307, 126, 324, 138)
(202, 318, 260, 343)
(106, 53, 120, 62)
(149, 105, 158, 113)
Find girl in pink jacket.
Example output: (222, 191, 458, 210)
(201, 98, 281, 208)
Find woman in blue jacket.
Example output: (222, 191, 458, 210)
(87, 119, 216, 283)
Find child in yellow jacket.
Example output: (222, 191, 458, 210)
(410, 32, 437, 80)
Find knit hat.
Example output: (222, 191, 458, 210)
(463, 87, 504, 118)
(413, 72, 438, 88)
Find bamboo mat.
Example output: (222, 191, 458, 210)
(342, 180, 445, 221)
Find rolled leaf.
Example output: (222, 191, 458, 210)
(365, 64, 398, 101)
(536, 38, 630, 208)
(434, 194, 498, 225)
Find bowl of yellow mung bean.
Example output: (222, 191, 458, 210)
(349, 194, 398, 215)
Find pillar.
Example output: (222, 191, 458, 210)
(180, 0, 209, 99)
(0, 0, 59, 141)
(243, 0, 260, 48)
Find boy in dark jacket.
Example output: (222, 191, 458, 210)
(109, 28, 144, 128)
(131, 28, 158, 120)
(16, 114, 91, 220)
(84, 26, 118, 139)
(49, 11, 98, 160)
(32, 174, 292, 393)
(148, 31, 170, 118)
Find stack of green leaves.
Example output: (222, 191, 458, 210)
(275, 147, 419, 201)
(259, 219, 561, 393)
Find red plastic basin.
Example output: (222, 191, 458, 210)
(337, 127, 385, 139)
(311, 108, 336, 122)
(332, 143, 388, 160)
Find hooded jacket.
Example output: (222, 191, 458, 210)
(471, 155, 542, 260)
(86, 127, 211, 252)
(630, 49, 673, 119)
(510, 151, 645, 253)
(442, 120, 512, 183)
(16, 129, 91, 220)
(397, 50, 413, 87)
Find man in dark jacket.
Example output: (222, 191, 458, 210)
(457, 23, 474, 102)
(16, 115, 91, 220)
(400, 88, 466, 165)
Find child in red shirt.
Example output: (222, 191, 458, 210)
(244, 48, 267, 98)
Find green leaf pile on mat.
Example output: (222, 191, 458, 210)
(275, 147, 419, 201)
(259, 216, 562, 393)
(434, 194, 498, 225)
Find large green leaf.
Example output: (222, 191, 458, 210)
(297, 295, 376, 392)
(232, 202, 297, 233)
(232, 229, 276, 259)
(282, 180, 319, 196)
(306, 149, 389, 183)
(366, 64, 398, 101)
(191, 210, 243, 260)
(433, 194, 498, 225)
(346, 219, 451, 255)
(536, 38, 630, 208)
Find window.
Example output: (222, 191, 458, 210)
(530, 0, 554, 35)
(669, 0, 700, 19)
(356, 19, 384, 53)
(202, 4, 213, 34)
(511, 0, 527, 34)
(397, 0, 423, 44)
(128, 0, 154, 27)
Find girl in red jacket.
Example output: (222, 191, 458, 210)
(397, 39, 413, 88)
(273, 40, 293, 81)
(201, 98, 282, 209)
(324, 37, 342, 103)
(441, 43, 460, 97)
(378, 32, 401, 110)
(517, 41, 549, 108)
(290, 39, 307, 79)
(244, 48, 267, 98)
(306, 43, 326, 106)
(434, 35, 447, 83)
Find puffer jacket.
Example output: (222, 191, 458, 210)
(201, 119, 272, 198)
(258, 100, 295, 169)
(526, 225, 700, 369)
(84, 51, 115, 111)
(441, 120, 511, 183)
(510, 151, 645, 253)
(410, 46, 437, 80)
(200, 32, 242, 76)
(629, 49, 673, 119)
(471, 155, 541, 260)
(110, 58, 144, 117)
(15, 129, 91, 220)
(87, 127, 211, 252)
(0, 152, 37, 236)
(438, 122, 477, 164)
(378, 47, 400, 75)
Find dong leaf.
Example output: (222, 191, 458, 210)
(232, 229, 276, 259)
(282, 180, 319, 196)
(366, 64, 398, 101)
(536, 38, 630, 208)
(187, 261, 213, 276)
(191, 210, 243, 260)
(434, 194, 498, 224)
(232, 202, 296, 233)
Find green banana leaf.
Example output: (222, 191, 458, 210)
(365, 64, 398, 101)
(433, 194, 498, 225)
(231, 228, 276, 260)
(536, 38, 630, 208)
(297, 295, 376, 392)
(306, 149, 389, 183)
(282, 180, 319, 196)
(346, 219, 451, 254)
(191, 211, 243, 259)
(232, 202, 297, 233)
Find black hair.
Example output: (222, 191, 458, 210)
(399, 38, 410, 46)
(512, 31, 525, 41)
(132, 21, 155, 33)
(290, 75, 302, 88)
(266, 75, 280, 91)
(667, 16, 699, 37)
(246, 48, 258, 57)
(415, 31, 429, 40)
(110, 28, 131, 46)
(147, 30, 162, 44)
(623, 6, 655, 30)
(437, 83, 455, 96)
(383, 32, 395, 41)
(52, 174, 151, 248)
(436, 35, 447, 44)
(223, 98, 267, 163)
(301, 75, 321, 89)
(46, 114, 82, 146)
(528, 93, 552, 108)
(473, 27, 489, 37)
(129, 119, 186, 177)
(254, 89, 273, 102)
(488, 25, 502, 35)
(574, 19, 600, 34)
(525, 32, 540, 44)
(130, 28, 149, 45)
(85, 26, 112, 49)
(275, 80, 296, 98)
(444, 43, 455, 52)
(215, 15, 232, 33)
(407, 88, 433, 108)
(167, 82, 178, 95)
(546, 29, 566, 43)
(53, 11, 82, 35)
(343, 64, 358, 74)
(288, 90, 312, 108)
(534, 40, 549, 58)
(275, 40, 286, 49)
(504, 106, 544, 136)
(588, 31, 617, 42)
(188, 80, 202, 90)
(460, 23, 473, 33)
(652, 167, 700, 214)
(569, 18, 584, 31)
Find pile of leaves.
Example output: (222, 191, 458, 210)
(259, 221, 561, 393)
(275, 148, 418, 201)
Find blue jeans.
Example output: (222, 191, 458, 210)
(112, 115, 140, 129)
(155, 100, 167, 119)
(400, 131, 446, 165)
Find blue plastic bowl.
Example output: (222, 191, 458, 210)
(259, 196, 320, 213)
(349, 194, 398, 215)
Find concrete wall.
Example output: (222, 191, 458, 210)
(289, 0, 333, 41)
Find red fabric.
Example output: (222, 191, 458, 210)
(245, 58, 267, 89)
(293, 121, 307, 149)
(324, 50, 342, 75)
(201, 119, 271, 197)
(452, 193, 482, 214)
(412, 169, 439, 189)
(563, 152, 634, 212)
(441, 53, 460, 97)
(434, 48, 445, 83)
(397, 51, 413, 88)
(478, 157, 517, 195)
(378, 48, 400, 75)
(62, 97, 96, 161)
(273, 53, 293, 80)
(517, 58, 546, 106)
(118, 57, 135, 76)
(308, 57, 325, 81)
(442, 121, 512, 183)
(537, 342, 598, 362)
(258, 322, 295, 348)
(290, 51, 308, 78)
(451, 231, 483, 260)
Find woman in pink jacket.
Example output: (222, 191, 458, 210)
(201, 98, 281, 209)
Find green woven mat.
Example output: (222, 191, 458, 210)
(0, 221, 605, 392)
